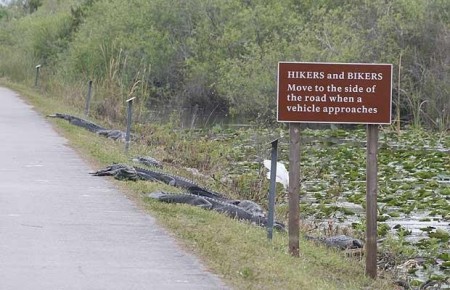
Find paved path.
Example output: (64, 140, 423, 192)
(0, 87, 229, 290)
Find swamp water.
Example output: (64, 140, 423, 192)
(226, 127, 449, 286)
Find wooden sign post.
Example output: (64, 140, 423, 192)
(288, 123, 301, 257)
(277, 62, 392, 278)
(366, 124, 379, 278)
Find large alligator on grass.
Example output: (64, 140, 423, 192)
(47, 113, 127, 141)
(91, 163, 223, 198)
(48, 113, 106, 132)
(92, 164, 266, 203)
(148, 191, 285, 231)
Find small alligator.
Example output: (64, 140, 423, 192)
(90, 163, 139, 181)
(132, 156, 163, 168)
(230, 199, 266, 218)
(48, 113, 128, 141)
(97, 129, 126, 141)
(147, 191, 285, 231)
(305, 235, 364, 250)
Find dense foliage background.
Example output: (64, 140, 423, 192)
(0, 0, 448, 129)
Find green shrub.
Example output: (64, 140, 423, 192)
(0, 0, 449, 130)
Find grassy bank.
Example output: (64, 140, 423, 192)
(1, 81, 396, 289)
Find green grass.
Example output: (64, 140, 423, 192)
(2, 80, 396, 289)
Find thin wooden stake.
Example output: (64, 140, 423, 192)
(366, 124, 378, 278)
(288, 123, 300, 257)
(35, 64, 41, 87)
(85, 80, 93, 117)
(267, 139, 278, 240)
(125, 97, 135, 154)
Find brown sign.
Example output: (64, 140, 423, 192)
(277, 62, 392, 124)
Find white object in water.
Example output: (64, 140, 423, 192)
(263, 160, 289, 190)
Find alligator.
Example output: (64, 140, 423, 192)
(96, 129, 126, 141)
(147, 191, 285, 231)
(135, 166, 224, 198)
(90, 163, 139, 181)
(91, 164, 223, 199)
(48, 113, 106, 133)
(230, 199, 266, 218)
(305, 235, 364, 250)
(47, 113, 128, 141)
(132, 156, 163, 168)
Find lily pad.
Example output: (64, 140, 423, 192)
(440, 261, 450, 269)
(420, 226, 436, 233)
(438, 253, 450, 261)
(428, 229, 450, 242)
(388, 212, 401, 218)
(377, 215, 390, 222)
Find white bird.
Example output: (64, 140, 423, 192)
(263, 160, 289, 190)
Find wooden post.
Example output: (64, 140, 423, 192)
(366, 124, 378, 278)
(125, 97, 135, 154)
(288, 123, 300, 257)
(85, 80, 93, 117)
(35, 64, 41, 87)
